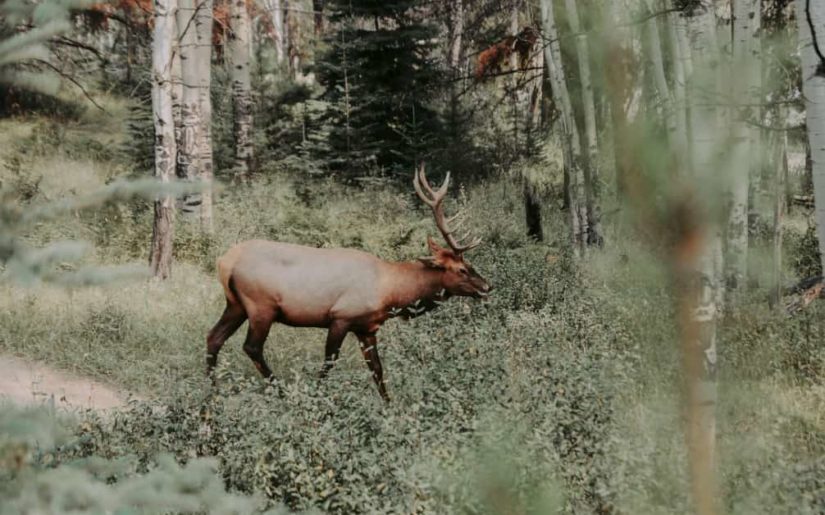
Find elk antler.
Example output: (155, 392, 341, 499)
(413, 163, 481, 254)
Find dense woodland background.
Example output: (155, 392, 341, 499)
(1, 0, 825, 513)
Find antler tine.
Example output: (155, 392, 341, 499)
(413, 164, 480, 255)
(420, 164, 449, 201)
(446, 211, 463, 225)
(456, 230, 473, 243)
(458, 237, 483, 252)
(414, 164, 449, 207)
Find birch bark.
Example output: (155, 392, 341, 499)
(667, 2, 689, 165)
(230, 0, 253, 182)
(564, 0, 602, 246)
(540, 0, 586, 255)
(797, 0, 825, 274)
(194, 0, 214, 232)
(726, 0, 761, 290)
(150, 0, 178, 279)
(264, 0, 285, 64)
(176, 0, 205, 221)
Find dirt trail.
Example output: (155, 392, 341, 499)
(0, 355, 132, 411)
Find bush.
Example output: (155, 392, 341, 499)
(788, 224, 822, 279)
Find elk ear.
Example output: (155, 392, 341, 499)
(419, 236, 451, 268)
(427, 236, 447, 256)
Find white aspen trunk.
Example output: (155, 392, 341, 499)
(230, 0, 253, 182)
(772, 106, 788, 307)
(195, 0, 214, 232)
(688, 0, 725, 309)
(264, 0, 285, 64)
(684, 2, 721, 513)
(176, 0, 201, 219)
(150, 0, 178, 280)
(285, 0, 300, 75)
(540, 0, 587, 256)
(726, 0, 761, 290)
(605, 0, 634, 206)
(565, 0, 602, 246)
(675, 4, 694, 77)
(446, 0, 464, 174)
(171, 19, 183, 181)
(797, 0, 825, 274)
(645, 0, 675, 143)
(510, 1, 521, 144)
(667, 2, 689, 166)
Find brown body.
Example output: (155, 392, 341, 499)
(206, 166, 490, 401)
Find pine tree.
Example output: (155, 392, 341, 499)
(316, 0, 443, 175)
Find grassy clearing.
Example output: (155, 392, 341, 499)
(1, 102, 824, 513)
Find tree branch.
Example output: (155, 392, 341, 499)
(806, 0, 825, 76)
(32, 59, 106, 111)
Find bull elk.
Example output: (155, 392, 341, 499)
(206, 165, 491, 401)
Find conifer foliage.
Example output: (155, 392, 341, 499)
(316, 0, 443, 174)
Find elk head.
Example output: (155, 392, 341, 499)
(414, 164, 491, 299)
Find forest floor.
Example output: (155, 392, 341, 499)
(0, 354, 133, 410)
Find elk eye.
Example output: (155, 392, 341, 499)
(458, 268, 469, 275)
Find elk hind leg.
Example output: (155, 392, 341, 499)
(206, 301, 247, 376)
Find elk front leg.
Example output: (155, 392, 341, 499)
(243, 312, 275, 379)
(319, 321, 349, 378)
(357, 333, 389, 402)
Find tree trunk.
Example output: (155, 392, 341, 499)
(176, 0, 201, 216)
(150, 0, 178, 280)
(195, 0, 214, 232)
(171, 18, 183, 176)
(540, 0, 586, 256)
(797, 0, 825, 274)
(230, 0, 253, 182)
(447, 0, 463, 71)
(605, 0, 633, 203)
(524, 183, 544, 241)
(525, 1, 545, 241)
(667, 2, 689, 166)
(645, 0, 676, 145)
(264, 0, 285, 65)
(564, 0, 602, 247)
(510, 1, 521, 144)
(726, 0, 761, 291)
(313, 0, 324, 36)
(285, 0, 300, 75)
(772, 106, 789, 308)
(683, 3, 721, 513)
(447, 0, 464, 173)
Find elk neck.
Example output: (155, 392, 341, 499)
(382, 261, 448, 310)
